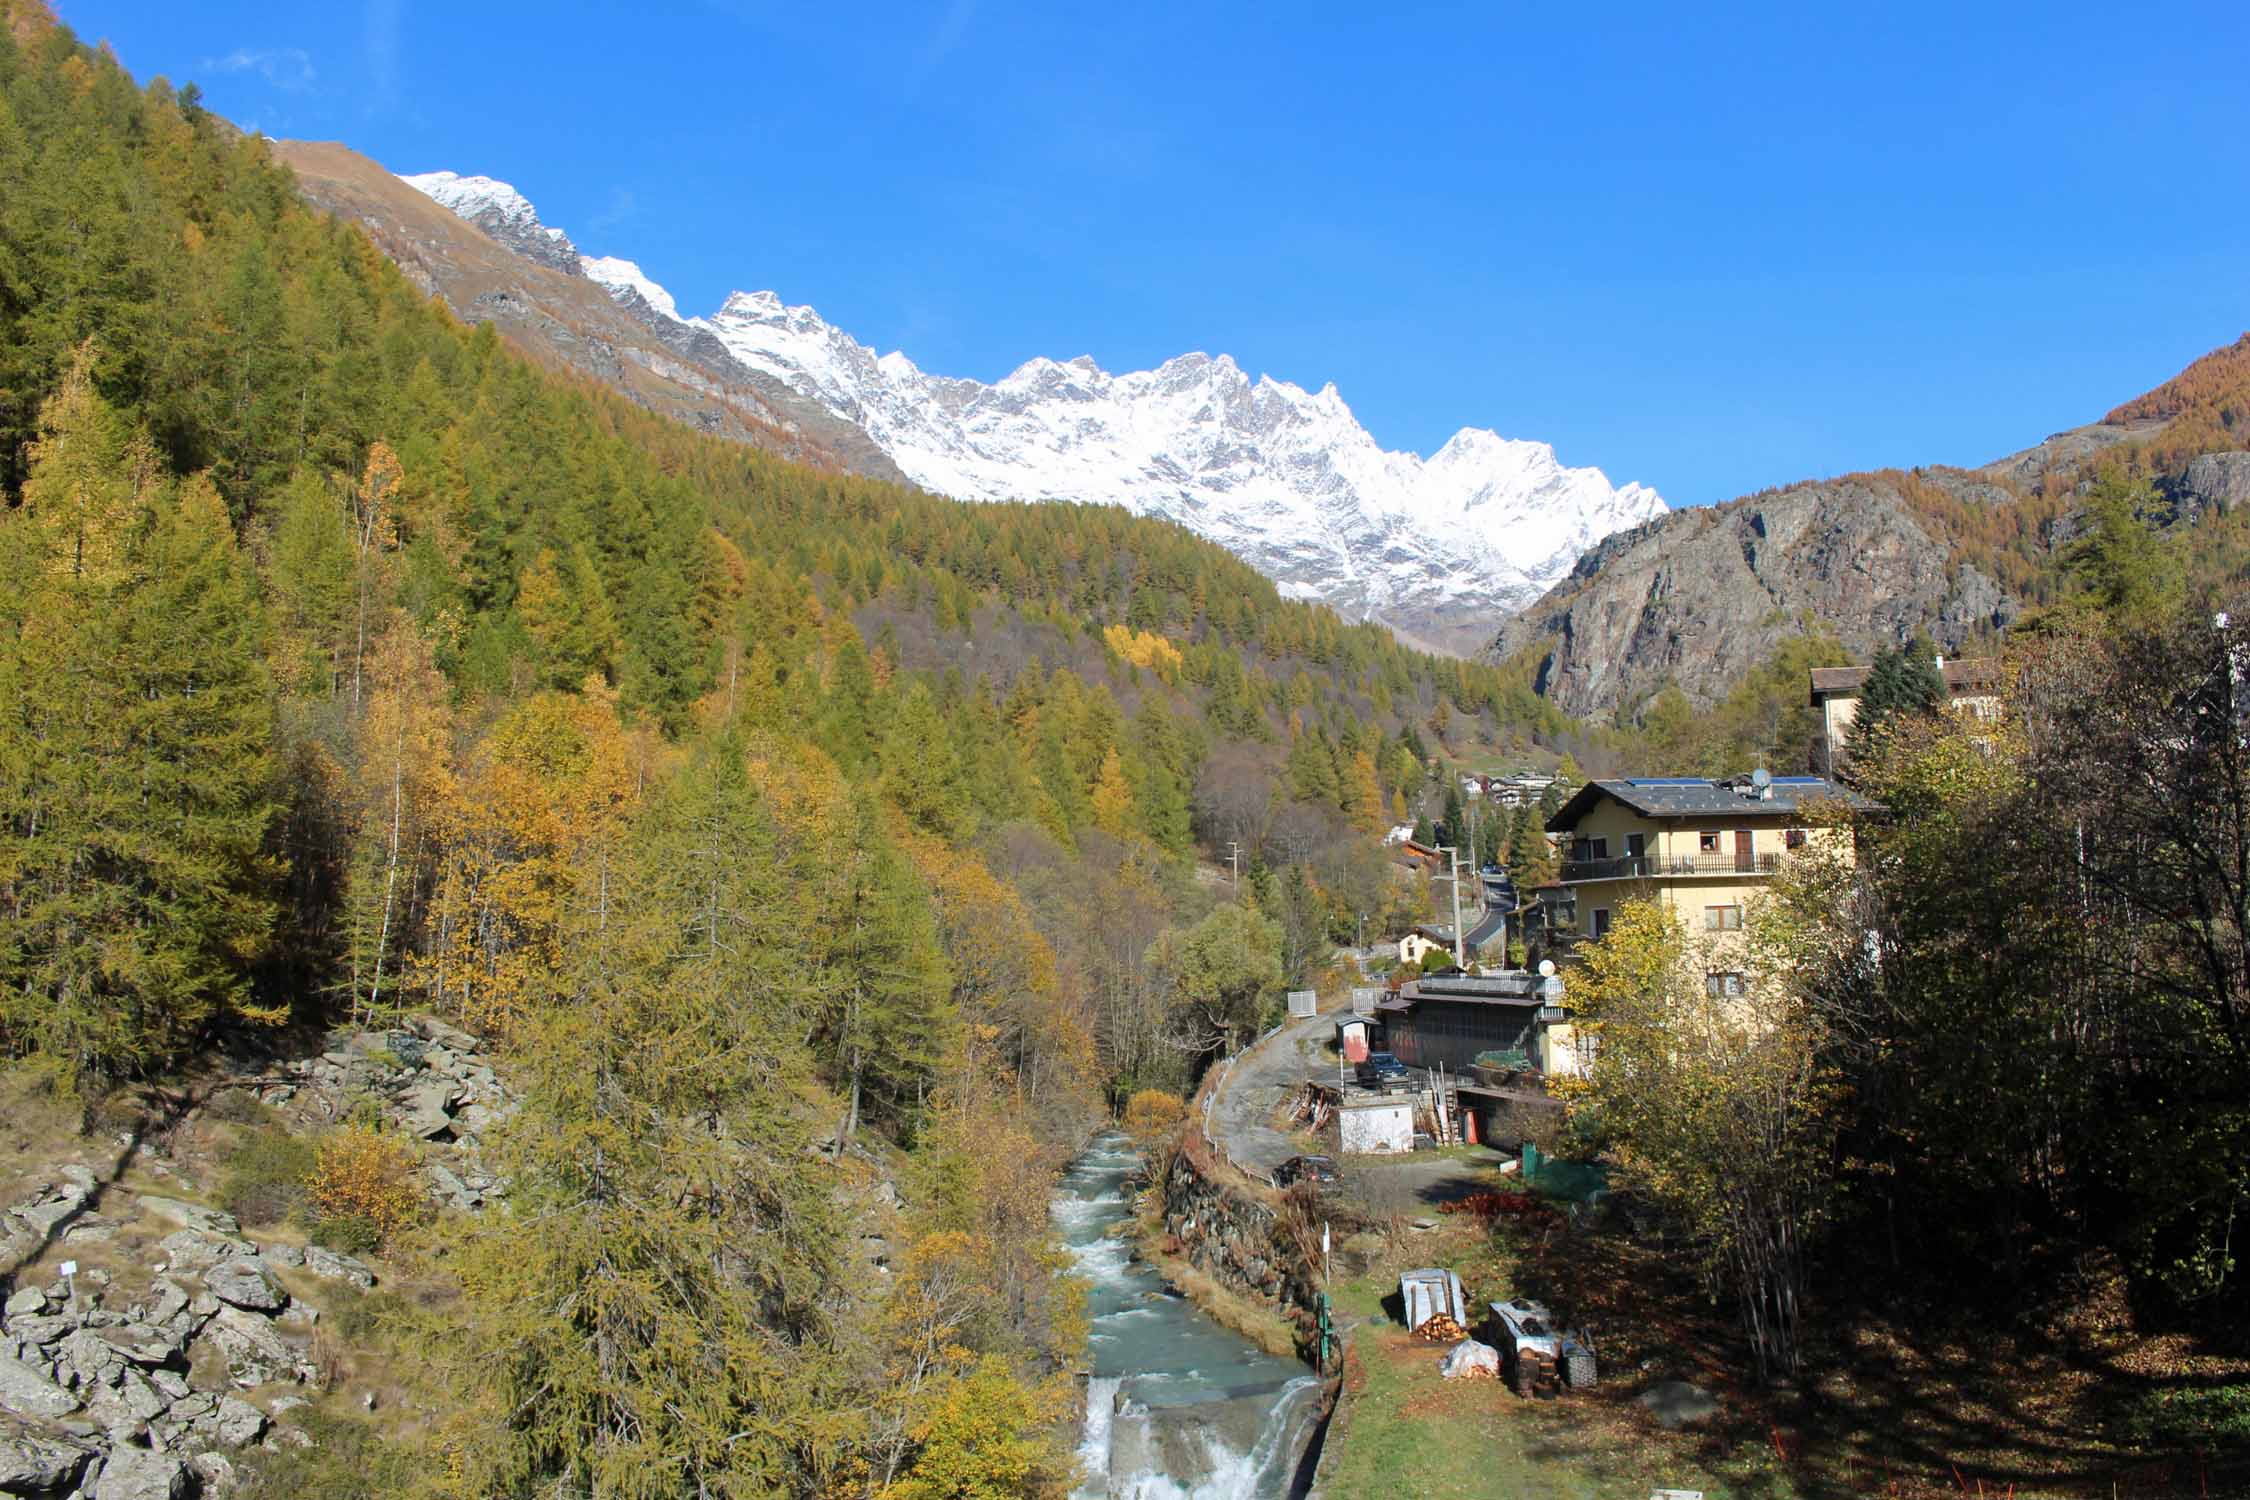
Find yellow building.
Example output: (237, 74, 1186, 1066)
(1808, 657, 2003, 776)
(1542, 774, 1867, 958)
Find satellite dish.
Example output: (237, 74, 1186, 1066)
(1751, 767, 1772, 791)
(1537, 959, 1557, 978)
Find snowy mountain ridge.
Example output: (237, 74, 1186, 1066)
(406, 173, 1665, 652)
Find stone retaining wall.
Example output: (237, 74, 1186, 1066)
(1159, 1141, 1323, 1357)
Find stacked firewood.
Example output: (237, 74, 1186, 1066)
(1413, 1313, 1468, 1343)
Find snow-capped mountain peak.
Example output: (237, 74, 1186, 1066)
(399, 165, 1665, 652)
(400, 170, 579, 274)
(580, 255, 680, 323)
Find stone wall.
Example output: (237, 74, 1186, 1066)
(1159, 1142, 1323, 1356)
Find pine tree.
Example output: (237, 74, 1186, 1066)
(819, 632, 881, 775)
(436, 735, 859, 1497)
(880, 681, 973, 840)
(0, 362, 278, 1077)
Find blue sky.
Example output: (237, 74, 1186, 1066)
(61, 1, 2250, 508)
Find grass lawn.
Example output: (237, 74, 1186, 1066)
(1310, 1177, 2250, 1500)
(1319, 1265, 1799, 1500)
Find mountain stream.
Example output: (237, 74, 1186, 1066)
(1054, 1133, 1324, 1499)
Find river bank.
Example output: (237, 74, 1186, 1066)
(1054, 1133, 1325, 1499)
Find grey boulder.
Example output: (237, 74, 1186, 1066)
(0, 1432, 94, 1493)
(91, 1445, 191, 1500)
(399, 1078, 460, 1139)
(157, 1227, 253, 1273)
(203, 1258, 288, 1313)
(134, 1197, 240, 1236)
(300, 1246, 376, 1290)
(201, 1305, 298, 1388)
(0, 1351, 81, 1418)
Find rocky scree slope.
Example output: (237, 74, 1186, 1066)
(0, 1010, 915, 1499)
(342, 157, 1663, 656)
(272, 144, 905, 482)
(0, 1015, 515, 1498)
(1492, 359, 2250, 721)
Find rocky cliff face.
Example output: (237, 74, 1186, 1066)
(1492, 471, 2017, 720)
(1493, 343, 2250, 722)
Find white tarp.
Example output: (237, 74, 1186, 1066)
(1439, 1339, 1500, 1379)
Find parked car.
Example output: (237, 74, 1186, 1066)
(1355, 1051, 1413, 1090)
(1275, 1154, 1338, 1187)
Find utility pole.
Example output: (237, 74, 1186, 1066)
(1438, 844, 1466, 968)
(1226, 840, 1241, 895)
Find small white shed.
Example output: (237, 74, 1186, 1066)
(1339, 1096, 1414, 1155)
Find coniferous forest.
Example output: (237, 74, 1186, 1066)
(11, 5, 2250, 1497)
(0, 9, 1575, 1493)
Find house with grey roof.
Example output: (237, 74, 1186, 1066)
(1543, 773, 1869, 951)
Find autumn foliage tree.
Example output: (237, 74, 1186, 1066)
(1567, 897, 1841, 1383)
(0, 354, 280, 1081)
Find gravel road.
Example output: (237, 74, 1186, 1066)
(1206, 1010, 1345, 1175)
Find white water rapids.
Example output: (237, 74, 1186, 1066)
(1054, 1134, 1324, 1500)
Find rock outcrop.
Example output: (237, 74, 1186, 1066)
(1160, 1147, 1323, 1352)
(1490, 471, 2016, 719)
(0, 1011, 508, 1495)
(0, 1166, 355, 1496)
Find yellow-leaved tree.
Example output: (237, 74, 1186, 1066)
(415, 683, 648, 1037)
(1567, 896, 1841, 1384)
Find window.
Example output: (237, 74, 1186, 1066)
(1699, 830, 1721, 853)
(1785, 828, 1808, 850)
(1705, 972, 1746, 999)
(1704, 905, 1743, 931)
(1626, 832, 1645, 859)
(1592, 907, 1612, 939)
(1589, 837, 1609, 859)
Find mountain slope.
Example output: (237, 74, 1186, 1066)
(1492, 335, 2250, 721)
(272, 143, 906, 481)
(294, 153, 1663, 654)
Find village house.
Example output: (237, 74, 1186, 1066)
(1808, 656, 2004, 775)
(1374, 970, 1570, 1074)
(1542, 773, 1867, 960)
(1397, 926, 1454, 967)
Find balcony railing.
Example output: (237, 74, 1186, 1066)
(1559, 852, 1783, 883)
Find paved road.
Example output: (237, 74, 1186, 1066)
(1208, 1010, 1345, 1175)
